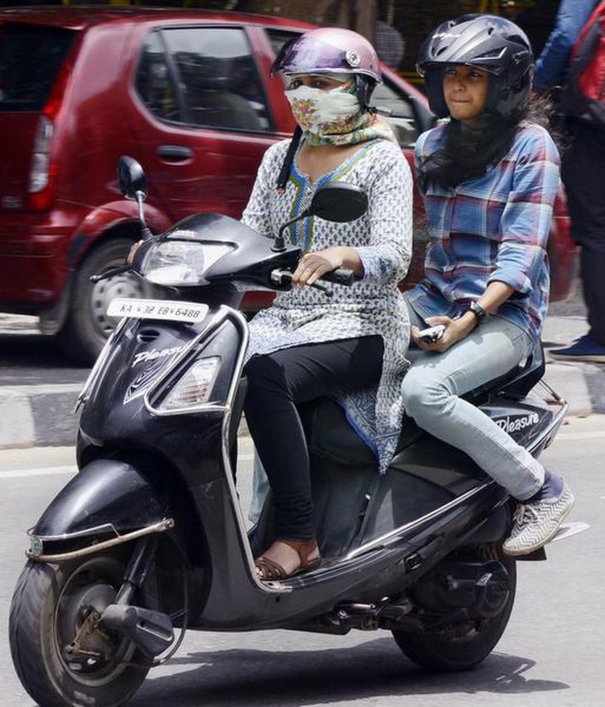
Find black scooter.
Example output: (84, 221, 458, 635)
(10, 157, 570, 707)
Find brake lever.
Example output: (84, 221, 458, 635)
(90, 264, 132, 283)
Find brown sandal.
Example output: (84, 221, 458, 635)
(255, 538, 321, 581)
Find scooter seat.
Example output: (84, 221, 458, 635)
(304, 398, 422, 469)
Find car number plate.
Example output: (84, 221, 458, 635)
(107, 298, 209, 323)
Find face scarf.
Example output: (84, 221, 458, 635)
(284, 78, 396, 146)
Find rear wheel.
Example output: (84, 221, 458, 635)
(392, 548, 516, 672)
(56, 237, 150, 365)
(9, 555, 149, 707)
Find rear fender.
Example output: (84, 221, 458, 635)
(27, 458, 172, 562)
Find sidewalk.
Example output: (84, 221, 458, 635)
(0, 309, 603, 450)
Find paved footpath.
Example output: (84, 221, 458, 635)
(1, 297, 603, 450)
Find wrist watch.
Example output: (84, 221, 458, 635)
(466, 301, 487, 326)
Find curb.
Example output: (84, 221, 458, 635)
(0, 384, 83, 449)
(543, 361, 597, 417)
(0, 361, 601, 451)
(0, 383, 252, 450)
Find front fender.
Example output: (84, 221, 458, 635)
(28, 459, 169, 559)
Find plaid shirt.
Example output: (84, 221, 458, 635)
(407, 121, 561, 340)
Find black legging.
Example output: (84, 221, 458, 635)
(244, 336, 384, 540)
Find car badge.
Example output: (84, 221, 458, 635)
(346, 50, 361, 68)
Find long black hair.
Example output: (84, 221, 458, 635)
(418, 94, 557, 190)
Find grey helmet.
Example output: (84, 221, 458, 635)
(417, 14, 534, 119)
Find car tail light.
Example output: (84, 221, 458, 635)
(28, 62, 71, 211)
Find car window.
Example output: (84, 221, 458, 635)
(0, 24, 76, 112)
(266, 28, 300, 57)
(159, 27, 271, 132)
(368, 81, 420, 147)
(135, 31, 181, 122)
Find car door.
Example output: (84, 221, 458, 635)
(127, 21, 279, 221)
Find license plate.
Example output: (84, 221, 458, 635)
(107, 298, 209, 323)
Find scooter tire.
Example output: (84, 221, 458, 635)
(391, 553, 517, 672)
(9, 555, 149, 707)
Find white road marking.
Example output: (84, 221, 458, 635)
(2, 424, 600, 480)
(0, 454, 256, 479)
(556, 430, 605, 440)
(0, 466, 75, 479)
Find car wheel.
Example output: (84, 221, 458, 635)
(57, 238, 151, 365)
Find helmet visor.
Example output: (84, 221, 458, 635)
(417, 60, 501, 78)
(273, 34, 362, 76)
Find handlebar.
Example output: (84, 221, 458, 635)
(319, 268, 355, 286)
(270, 267, 355, 299)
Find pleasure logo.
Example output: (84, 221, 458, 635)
(124, 345, 185, 404)
(495, 412, 539, 434)
(132, 346, 184, 368)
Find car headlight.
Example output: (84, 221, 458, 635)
(157, 357, 221, 411)
(142, 241, 233, 286)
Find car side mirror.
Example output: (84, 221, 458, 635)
(117, 155, 147, 200)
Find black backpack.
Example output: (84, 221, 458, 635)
(561, 0, 605, 128)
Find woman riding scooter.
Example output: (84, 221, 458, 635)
(401, 13, 574, 556)
(241, 28, 413, 580)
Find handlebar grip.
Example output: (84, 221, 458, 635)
(319, 268, 355, 286)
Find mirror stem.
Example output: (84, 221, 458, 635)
(273, 224, 288, 252)
(136, 191, 153, 240)
(273, 209, 309, 252)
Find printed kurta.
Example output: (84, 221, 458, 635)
(241, 137, 413, 471)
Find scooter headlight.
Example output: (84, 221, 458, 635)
(157, 357, 221, 411)
(142, 241, 233, 286)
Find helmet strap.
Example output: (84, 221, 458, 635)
(276, 126, 303, 191)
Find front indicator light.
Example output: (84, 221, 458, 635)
(158, 357, 221, 411)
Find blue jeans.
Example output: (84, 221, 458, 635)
(403, 304, 544, 501)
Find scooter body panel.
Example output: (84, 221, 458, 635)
(30, 459, 167, 551)
(74, 310, 566, 631)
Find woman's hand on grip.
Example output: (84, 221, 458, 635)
(293, 247, 345, 287)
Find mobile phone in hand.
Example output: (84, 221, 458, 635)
(417, 324, 446, 343)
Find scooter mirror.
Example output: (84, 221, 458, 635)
(117, 156, 147, 200)
(272, 182, 369, 252)
(308, 183, 368, 223)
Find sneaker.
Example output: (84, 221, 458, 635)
(502, 481, 575, 556)
(549, 335, 605, 363)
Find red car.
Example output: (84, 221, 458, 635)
(0, 6, 577, 363)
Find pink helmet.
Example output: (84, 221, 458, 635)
(272, 28, 382, 108)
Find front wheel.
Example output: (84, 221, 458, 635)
(392, 549, 517, 672)
(10, 555, 149, 707)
